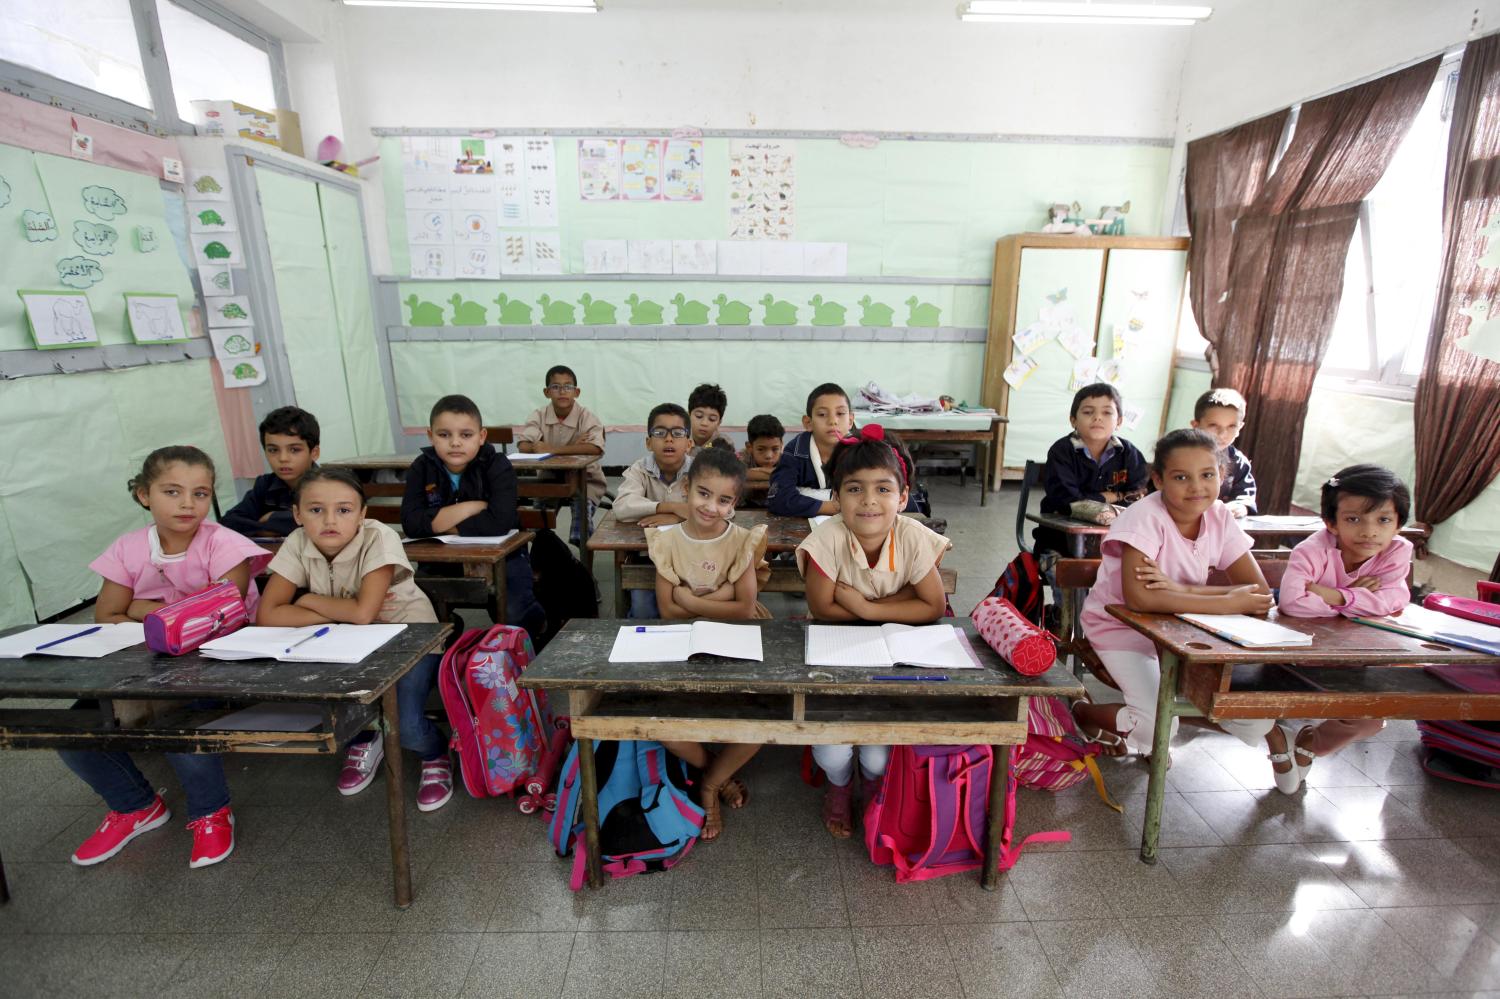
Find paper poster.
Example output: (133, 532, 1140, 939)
(627, 239, 673, 275)
(191, 232, 240, 266)
(578, 139, 622, 200)
(409, 245, 454, 280)
(455, 245, 500, 279)
(728, 138, 795, 241)
(804, 242, 848, 277)
(1013, 322, 1053, 355)
(1121, 403, 1143, 431)
(400, 136, 455, 175)
(671, 240, 716, 275)
(524, 138, 558, 227)
(495, 139, 527, 224)
(1058, 325, 1095, 359)
(219, 355, 266, 388)
(583, 239, 628, 273)
(717, 240, 761, 275)
(453, 209, 497, 245)
(204, 295, 252, 328)
(187, 202, 236, 233)
(407, 210, 451, 246)
(199, 264, 233, 295)
(403, 174, 451, 211)
(18, 290, 99, 349)
(1070, 357, 1100, 391)
(450, 171, 497, 211)
(124, 293, 188, 344)
(499, 231, 531, 275)
(530, 232, 562, 275)
(186, 169, 229, 201)
(662, 139, 704, 201)
(620, 138, 663, 201)
(451, 137, 496, 177)
(1097, 357, 1123, 385)
(760, 241, 805, 277)
(1002, 354, 1038, 389)
(209, 326, 255, 360)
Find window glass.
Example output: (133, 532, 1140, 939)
(158, 0, 277, 123)
(0, 0, 152, 109)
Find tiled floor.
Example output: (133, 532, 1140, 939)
(2, 478, 1496, 998)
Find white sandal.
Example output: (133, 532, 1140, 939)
(1269, 722, 1308, 795)
(1070, 700, 1129, 757)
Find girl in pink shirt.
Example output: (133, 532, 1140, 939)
(63, 446, 268, 871)
(1077, 429, 1275, 757)
(1271, 465, 1410, 792)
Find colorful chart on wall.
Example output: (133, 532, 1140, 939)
(124, 292, 189, 343)
(18, 289, 99, 349)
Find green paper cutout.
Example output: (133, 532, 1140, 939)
(404, 294, 445, 326)
(57, 256, 103, 288)
(1047, 288, 1068, 304)
(73, 220, 118, 255)
(201, 240, 231, 260)
(857, 295, 894, 327)
(232, 362, 257, 379)
(209, 270, 231, 291)
(760, 294, 798, 326)
(221, 333, 252, 354)
(578, 293, 617, 324)
(448, 293, 488, 326)
(81, 185, 127, 220)
(23, 210, 57, 242)
(713, 294, 752, 325)
(193, 175, 223, 194)
(671, 293, 710, 325)
(136, 225, 158, 252)
(625, 293, 663, 325)
(904, 296, 941, 327)
(0, 175, 9, 209)
(196, 208, 227, 227)
(537, 294, 576, 325)
(809, 295, 846, 326)
(218, 302, 248, 320)
(494, 294, 533, 325)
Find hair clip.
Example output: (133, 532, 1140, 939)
(1325, 476, 1341, 487)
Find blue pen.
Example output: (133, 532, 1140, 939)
(35, 625, 103, 651)
(872, 675, 949, 682)
(634, 626, 686, 633)
(284, 626, 331, 655)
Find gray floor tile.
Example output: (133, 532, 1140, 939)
(1376, 906, 1500, 990)
(263, 932, 392, 998)
(838, 850, 945, 926)
(1032, 917, 1157, 998)
(360, 932, 481, 999)
(662, 930, 761, 999)
(573, 866, 674, 930)
(1119, 789, 1225, 849)
(308, 858, 419, 932)
(1313, 784, 1444, 840)
(484, 862, 581, 931)
(213, 861, 350, 933)
(0, 932, 189, 998)
(759, 927, 862, 999)
(1157, 842, 1368, 914)
(851, 924, 964, 999)
(944, 922, 1062, 998)
(757, 860, 848, 929)
(459, 932, 574, 999)
(0, 804, 92, 861)
(1297, 907, 1445, 995)
(562, 931, 666, 999)
(1209, 912, 1348, 998)
(669, 860, 759, 931)
(399, 858, 508, 932)
(923, 867, 1031, 923)
(1343, 738, 1427, 785)
(1383, 780, 1500, 839)
(1317, 838, 1500, 908)
(1118, 915, 1261, 998)
(159, 932, 293, 998)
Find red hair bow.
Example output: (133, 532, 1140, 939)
(839, 423, 886, 445)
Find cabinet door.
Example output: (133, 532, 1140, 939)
(1097, 248, 1187, 449)
(1002, 247, 1106, 466)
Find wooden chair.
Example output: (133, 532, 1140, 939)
(483, 426, 514, 445)
(1015, 459, 1044, 555)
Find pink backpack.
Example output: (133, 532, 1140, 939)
(1015, 697, 1122, 811)
(864, 744, 1069, 883)
(438, 625, 553, 798)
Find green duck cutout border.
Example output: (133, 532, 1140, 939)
(449, 293, 488, 326)
(625, 293, 664, 325)
(760, 294, 798, 326)
(713, 294, 752, 325)
(537, 294, 575, 325)
(671, 293, 710, 325)
(905, 296, 941, 328)
(494, 293, 533, 325)
(404, 294, 445, 327)
(857, 295, 894, 327)
(578, 293, 617, 325)
(809, 295, 846, 326)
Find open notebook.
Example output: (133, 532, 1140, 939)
(425, 531, 519, 546)
(506, 452, 552, 461)
(1178, 613, 1313, 648)
(805, 624, 982, 669)
(1355, 604, 1500, 656)
(199, 624, 407, 664)
(0, 623, 145, 659)
(608, 623, 764, 663)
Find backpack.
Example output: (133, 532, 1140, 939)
(1014, 697, 1122, 810)
(984, 551, 1046, 625)
(548, 739, 705, 890)
(438, 625, 552, 799)
(529, 527, 599, 647)
(1418, 662, 1500, 790)
(863, 744, 1068, 883)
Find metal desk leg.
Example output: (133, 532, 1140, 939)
(382, 687, 413, 908)
(614, 553, 627, 617)
(977, 440, 989, 508)
(575, 471, 594, 573)
(493, 561, 509, 625)
(982, 740, 1015, 890)
(1139, 650, 1180, 865)
(0, 844, 9, 903)
(577, 737, 604, 888)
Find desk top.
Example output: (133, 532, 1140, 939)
(852, 411, 1005, 432)
(586, 510, 930, 553)
(255, 532, 533, 564)
(1027, 512, 1428, 542)
(326, 453, 599, 472)
(1104, 606, 1499, 667)
(520, 619, 1084, 698)
(0, 623, 451, 703)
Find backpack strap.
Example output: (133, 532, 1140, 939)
(992, 744, 1070, 871)
(1023, 736, 1123, 813)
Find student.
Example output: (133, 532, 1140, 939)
(66, 446, 269, 869)
(1270, 464, 1409, 792)
(742, 413, 785, 484)
(516, 364, 607, 544)
(220, 405, 320, 537)
(768, 383, 855, 518)
(795, 425, 951, 838)
(1191, 387, 1257, 517)
(645, 448, 768, 839)
(687, 382, 729, 452)
(1035, 382, 1149, 553)
(614, 402, 696, 617)
(258, 468, 454, 810)
(400, 394, 546, 639)
(1074, 429, 1275, 757)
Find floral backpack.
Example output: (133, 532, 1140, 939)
(438, 624, 552, 798)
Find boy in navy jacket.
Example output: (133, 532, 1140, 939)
(1191, 387, 1257, 517)
(1036, 382, 1148, 554)
(767, 383, 855, 519)
(221, 406, 319, 537)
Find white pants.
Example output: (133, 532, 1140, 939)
(812, 744, 889, 786)
(1097, 649, 1273, 756)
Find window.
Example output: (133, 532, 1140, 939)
(1175, 274, 1210, 363)
(158, 0, 278, 124)
(0, 0, 152, 109)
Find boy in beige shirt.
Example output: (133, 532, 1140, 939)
(615, 403, 695, 616)
(516, 364, 607, 544)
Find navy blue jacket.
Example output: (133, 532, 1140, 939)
(767, 430, 920, 517)
(401, 443, 519, 538)
(1219, 443, 1257, 513)
(1040, 434, 1149, 515)
(221, 472, 299, 537)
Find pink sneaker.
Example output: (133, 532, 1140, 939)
(71, 794, 171, 866)
(416, 757, 454, 813)
(337, 737, 385, 796)
(187, 805, 235, 868)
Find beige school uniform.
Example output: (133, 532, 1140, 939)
(795, 515, 951, 598)
(613, 453, 694, 522)
(646, 521, 772, 618)
(267, 519, 438, 624)
(517, 403, 607, 503)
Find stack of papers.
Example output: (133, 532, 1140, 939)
(1242, 515, 1324, 529)
(0, 623, 145, 659)
(200, 624, 407, 663)
(507, 452, 552, 461)
(805, 624, 981, 669)
(1356, 604, 1500, 656)
(608, 622, 764, 663)
(1178, 614, 1313, 648)
(420, 531, 519, 545)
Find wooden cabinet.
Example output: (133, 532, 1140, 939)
(979, 234, 1189, 481)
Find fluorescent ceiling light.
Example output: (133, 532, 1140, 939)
(342, 0, 598, 11)
(960, 2, 1210, 24)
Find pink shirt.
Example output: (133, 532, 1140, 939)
(90, 522, 271, 617)
(1278, 529, 1412, 619)
(1082, 492, 1254, 655)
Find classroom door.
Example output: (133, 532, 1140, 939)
(255, 167, 393, 460)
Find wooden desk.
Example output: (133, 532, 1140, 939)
(519, 618, 1083, 889)
(1105, 607, 1500, 864)
(1027, 512, 1430, 558)
(854, 413, 1007, 507)
(0, 623, 451, 907)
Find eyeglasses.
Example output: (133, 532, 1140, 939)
(546, 384, 578, 394)
(648, 427, 691, 440)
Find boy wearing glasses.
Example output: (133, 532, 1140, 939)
(615, 403, 696, 617)
(517, 365, 607, 543)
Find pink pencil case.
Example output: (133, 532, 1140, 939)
(1424, 592, 1500, 629)
(144, 581, 248, 655)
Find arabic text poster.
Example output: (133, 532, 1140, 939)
(728, 138, 795, 240)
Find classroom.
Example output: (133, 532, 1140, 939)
(1, 0, 1500, 994)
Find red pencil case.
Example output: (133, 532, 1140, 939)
(970, 596, 1056, 676)
(144, 581, 248, 655)
(1424, 592, 1500, 630)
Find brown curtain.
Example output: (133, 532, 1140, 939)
(1184, 109, 1289, 375)
(1218, 58, 1440, 512)
(1414, 34, 1500, 529)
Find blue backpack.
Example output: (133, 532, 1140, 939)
(547, 739, 705, 890)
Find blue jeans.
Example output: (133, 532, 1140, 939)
(60, 735, 230, 821)
(352, 652, 446, 760)
(568, 498, 597, 542)
(629, 587, 660, 619)
(507, 551, 547, 639)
